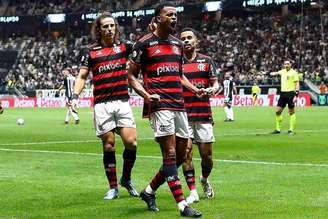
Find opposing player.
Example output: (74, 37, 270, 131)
(72, 12, 139, 200)
(180, 28, 219, 203)
(269, 60, 299, 135)
(128, 2, 202, 217)
(58, 67, 80, 124)
(217, 71, 237, 122)
(251, 81, 261, 106)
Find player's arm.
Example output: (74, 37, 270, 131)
(71, 67, 89, 109)
(58, 84, 64, 91)
(127, 62, 159, 102)
(180, 74, 205, 96)
(233, 82, 237, 95)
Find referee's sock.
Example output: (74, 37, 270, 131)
(275, 114, 282, 131)
(289, 114, 296, 132)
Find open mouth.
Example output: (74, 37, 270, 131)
(170, 21, 177, 29)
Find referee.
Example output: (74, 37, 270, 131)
(269, 60, 299, 135)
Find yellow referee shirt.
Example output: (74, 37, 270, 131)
(278, 69, 299, 92)
(252, 85, 261, 94)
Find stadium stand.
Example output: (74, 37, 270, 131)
(0, 1, 327, 94)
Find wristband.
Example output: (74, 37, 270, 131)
(72, 93, 79, 100)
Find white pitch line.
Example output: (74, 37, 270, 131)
(0, 148, 328, 168)
(1, 129, 327, 146)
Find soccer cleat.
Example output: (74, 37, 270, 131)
(271, 130, 281, 134)
(180, 206, 202, 218)
(120, 178, 139, 197)
(103, 187, 119, 200)
(186, 192, 199, 204)
(140, 189, 159, 212)
(75, 119, 80, 125)
(288, 130, 295, 135)
(64, 121, 69, 124)
(201, 177, 214, 198)
(224, 119, 234, 122)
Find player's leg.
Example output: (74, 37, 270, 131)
(141, 111, 201, 217)
(288, 93, 296, 134)
(64, 105, 71, 124)
(94, 102, 118, 200)
(181, 125, 198, 204)
(198, 142, 214, 198)
(115, 100, 139, 196)
(223, 102, 229, 121)
(70, 105, 80, 124)
(101, 131, 119, 200)
(195, 123, 215, 198)
(272, 94, 286, 133)
(228, 105, 234, 121)
(117, 127, 139, 196)
(181, 138, 199, 204)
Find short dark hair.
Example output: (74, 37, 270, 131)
(91, 12, 119, 44)
(181, 27, 199, 39)
(154, 1, 176, 17)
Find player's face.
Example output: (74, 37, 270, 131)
(225, 72, 231, 79)
(180, 31, 197, 51)
(158, 6, 177, 33)
(100, 17, 116, 40)
(62, 69, 69, 76)
(284, 61, 291, 70)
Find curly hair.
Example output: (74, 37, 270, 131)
(91, 12, 120, 44)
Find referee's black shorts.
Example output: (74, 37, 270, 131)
(277, 91, 296, 109)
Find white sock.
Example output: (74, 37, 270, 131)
(71, 107, 79, 121)
(145, 185, 154, 194)
(178, 200, 188, 211)
(224, 106, 229, 119)
(65, 109, 71, 122)
(190, 189, 198, 197)
(229, 108, 234, 120)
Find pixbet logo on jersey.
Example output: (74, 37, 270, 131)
(98, 62, 123, 73)
(156, 65, 179, 75)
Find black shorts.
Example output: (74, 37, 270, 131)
(252, 93, 257, 98)
(277, 91, 296, 109)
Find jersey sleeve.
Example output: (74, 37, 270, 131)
(130, 41, 143, 66)
(80, 48, 91, 70)
(278, 69, 284, 76)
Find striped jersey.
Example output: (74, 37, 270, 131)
(130, 33, 184, 117)
(63, 74, 75, 99)
(182, 53, 218, 124)
(80, 41, 133, 104)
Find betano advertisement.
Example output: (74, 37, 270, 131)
(1, 94, 311, 108)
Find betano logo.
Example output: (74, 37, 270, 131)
(156, 65, 179, 75)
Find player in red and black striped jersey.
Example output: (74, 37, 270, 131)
(128, 2, 202, 218)
(72, 12, 139, 200)
(180, 28, 219, 204)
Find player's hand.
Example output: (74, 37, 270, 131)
(196, 88, 206, 98)
(205, 87, 216, 96)
(146, 94, 160, 103)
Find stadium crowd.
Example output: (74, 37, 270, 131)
(3, 0, 133, 16)
(1, 9, 328, 93)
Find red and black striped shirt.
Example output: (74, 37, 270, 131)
(130, 33, 185, 117)
(182, 53, 218, 124)
(80, 41, 133, 104)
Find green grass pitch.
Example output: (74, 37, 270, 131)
(0, 106, 327, 218)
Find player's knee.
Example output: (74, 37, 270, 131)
(103, 142, 115, 152)
(123, 136, 137, 150)
(164, 147, 176, 160)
